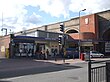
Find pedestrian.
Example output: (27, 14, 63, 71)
(19, 48, 23, 56)
(54, 48, 58, 61)
(38, 50, 42, 59)
(35, 49, 38, 58)
(42, 50, 45, 60)
(46, 49, 49, 59)
(51, 48, 54, 57)
(28, 48, 32, 56)
(35, 50, 41, 59)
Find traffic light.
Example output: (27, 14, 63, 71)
(58, 37, 62, 44)
(60, 24, 64, 32)
(10, 34, 14, 39)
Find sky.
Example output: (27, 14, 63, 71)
(0, 0, 110, 35)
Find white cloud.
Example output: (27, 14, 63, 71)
(0, 0, 27, 34)
(0, 0, 110, 35)
(24, 13, 42, 25)
(38, 0, 71, 18)
(69, 0, 110, 14)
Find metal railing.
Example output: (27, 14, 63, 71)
(88, 60, 107, 82)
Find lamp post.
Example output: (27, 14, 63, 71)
(78, 9, 86, 59)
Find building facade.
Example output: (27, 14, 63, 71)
(0, 10, 110, 58)
(0, 30, 64, 58)
(36, 10, 110, 54)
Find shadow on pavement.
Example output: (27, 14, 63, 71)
(0, 81, 12, 82)
(0, 58, 82, 79)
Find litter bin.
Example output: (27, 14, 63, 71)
(80, 53, 84, 60)
(84, 53, 90, 61)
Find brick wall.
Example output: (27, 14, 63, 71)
(70, 14, 98, 40)
(0, 35, 10, 58)
(80, 14, 98, 39)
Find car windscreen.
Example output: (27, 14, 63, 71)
(92, 51, 98, 53)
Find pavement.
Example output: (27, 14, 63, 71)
(35, 58, 85, 65)
(34, 57, 110, 64)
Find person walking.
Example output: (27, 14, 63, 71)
(46, 49, 49, 60)
(42, 50, 45, 60)
(54, 48, 58, 61)
(19, 48, 23, 56)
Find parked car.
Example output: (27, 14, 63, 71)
(90, 51, 104, 58)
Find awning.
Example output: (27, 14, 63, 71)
(13, 39, 34, 43)
(81, 42, 93, 46)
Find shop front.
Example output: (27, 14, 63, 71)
(10, 36, 59, 58)
(80, 42, 94, 53)
(35, 39, 59, 58)
(11, 36, 35, 57)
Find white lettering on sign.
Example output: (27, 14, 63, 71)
(105, 42, 110, 52)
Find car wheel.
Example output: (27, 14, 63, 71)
(90, 55, 92, 58)
(100, 55, 104, 58)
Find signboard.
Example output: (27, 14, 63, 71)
(85, 18, 89, 25)
(1, 46, 5, 52)
(105, 42, 110, 52)
(81, 42, 93, 46)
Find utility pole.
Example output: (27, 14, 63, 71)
(1, 12, 7, 36)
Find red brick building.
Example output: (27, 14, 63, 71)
(68, 14, 99, 52)
(0, 10, 110, 58)
(67, 10, 110, 54)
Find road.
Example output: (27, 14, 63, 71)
(0, 58, 109, 82)
(3, 64, 87, 82)
(0, 58, 88, 82)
